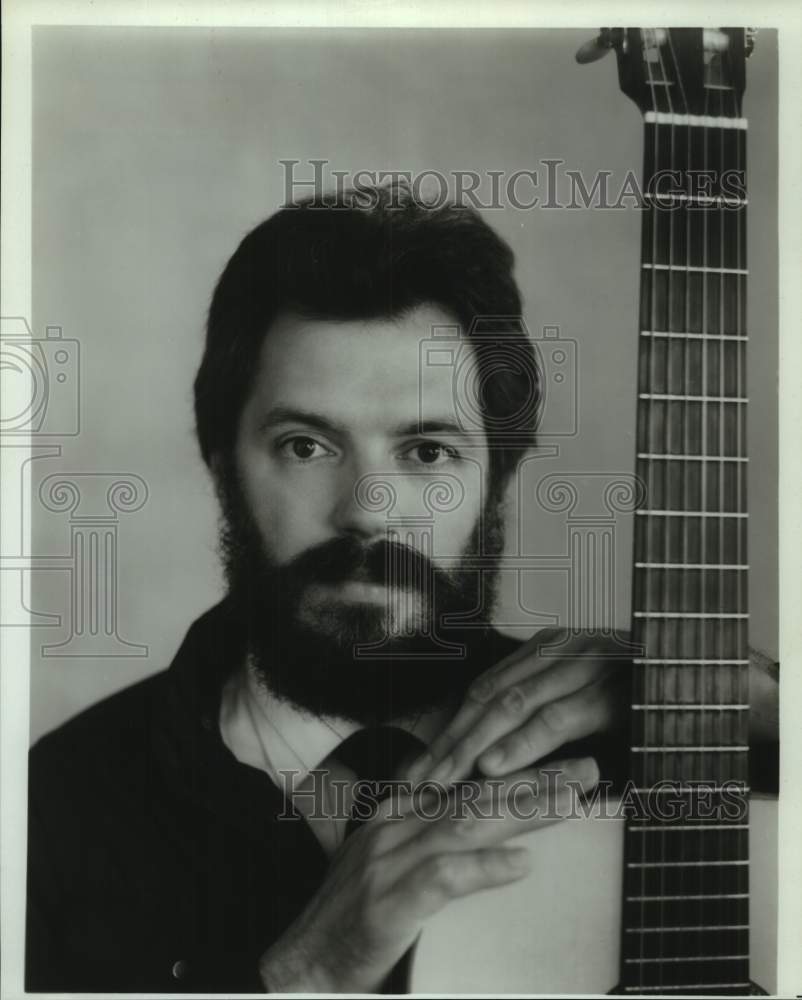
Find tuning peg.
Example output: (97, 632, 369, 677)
(575, 28, 615, 64)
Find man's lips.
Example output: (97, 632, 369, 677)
(307, 580, 415, 603)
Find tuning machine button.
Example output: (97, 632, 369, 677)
(575, 28, 625, 65)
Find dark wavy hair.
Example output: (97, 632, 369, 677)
(194, 183, 539, 495)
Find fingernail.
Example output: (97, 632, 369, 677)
(573, 756, 599, 786)
(479, 746, 505, 772)
(506, 848, 531, 873)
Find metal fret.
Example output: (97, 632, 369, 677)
(637, 454, 748, 462)
(625, 926, 748, 933)
(633, 612, 748, 619)
(627, 824, 749, 831)
(641, 193, 748, 208)
(625, 955, 748, 964)
(642, 263, 748, 274)
(631, 746, 748, 753)
(626, 894, 748, 902)
(635, 563, 748, 569)
(632, 705, 749, 711)
(635, 511, 748, 518)
(640, 330, 748, 341)
(623, 985, 752, 993)
(630, 787, 750, 795)
(627, 861, 749, 869)
(638, 393, 747, 403)
(632, 659, 749, 665)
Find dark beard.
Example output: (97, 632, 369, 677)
(215, 459, 506, 725)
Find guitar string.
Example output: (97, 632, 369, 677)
(642, 34, 661, 990)
(714, 47, 737, 972)
(728, 40, 748, 978)
(717, 50, 728, 970)
(710, 48, 724, 968)
(708, 40, 742, 979)
(737, 47, 748, 975)
(702, 43, 718, 971)
(654, 35, 676, 988)
(719, 48, 742, 973)
(664, 30, 695, 976)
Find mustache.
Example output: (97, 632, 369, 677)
(279, 534, 438, 591)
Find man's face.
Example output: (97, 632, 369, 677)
(217, 304, 505, 723)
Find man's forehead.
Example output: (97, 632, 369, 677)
(249, 306, 477, 429)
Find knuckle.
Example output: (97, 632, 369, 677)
(497, 684, 527, 718)
(427, 854, 459, 894)
(468, 674, 496, 705)
(453, 813, 479, 840)
(359, 857, 383, 897)
(539, 700, 570, 737)
(480, 849, 508, 876)
(505, 727, 538, 762)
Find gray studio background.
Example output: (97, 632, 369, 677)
(28, 27, 778, 743)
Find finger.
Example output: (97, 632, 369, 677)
(372, 756, 599, 859)
(403, 641, 537, 782)
(477, 679, 618, 775)
(388, 846, 533, 924)
(406, 631, 624, 784)
(418, 655, 617, 785)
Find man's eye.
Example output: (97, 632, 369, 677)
(404, 442, 459, 466)
(277, 436, 332, 461)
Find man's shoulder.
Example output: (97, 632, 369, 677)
(29, 600, 231, 779)
(29, 667, 170, 782)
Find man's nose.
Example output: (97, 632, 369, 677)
(329, 461, 395, 540)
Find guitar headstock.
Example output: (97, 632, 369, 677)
(577, 28, 754, 116)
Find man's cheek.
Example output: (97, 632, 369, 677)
(247, 491, 328, 564)
(428, 508, 483, 561)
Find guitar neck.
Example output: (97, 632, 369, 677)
(618, 28, 754, 994)
(631, 120, 749, 785)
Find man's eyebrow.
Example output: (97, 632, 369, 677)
(258, 407, 345, 435)
(392, 419, 471, 440)
(259, 408, 471, 441)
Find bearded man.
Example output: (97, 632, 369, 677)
(25, 184, 779, 993)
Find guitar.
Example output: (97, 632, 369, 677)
(411, 27, 777, 995)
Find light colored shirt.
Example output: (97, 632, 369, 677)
(219, 657, 452, 856)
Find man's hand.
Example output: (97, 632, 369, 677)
(406, 629, 629, 786)
(404, 629, 780, 787)
(257, 756, 599, 994)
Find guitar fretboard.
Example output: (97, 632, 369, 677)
(621, 50, 751, 993)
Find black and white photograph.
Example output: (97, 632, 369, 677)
(1, 2, 800, 997)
